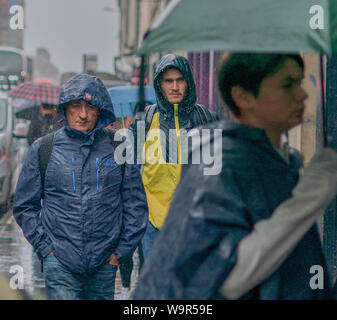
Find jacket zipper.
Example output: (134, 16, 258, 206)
(96, 158, 99, 191)
(72, 157, 76, 192)
(174, 104, 181, 164)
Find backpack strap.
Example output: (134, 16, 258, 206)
(195, 103, 219, 124)
(195, 104, 210, 124)
(144, 104, 157, 136)
(38, 132, 56, 199)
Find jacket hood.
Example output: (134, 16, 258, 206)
(57, 74, 115, 130)
(154, 54, 196, 117)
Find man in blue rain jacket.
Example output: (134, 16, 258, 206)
(13, 74, 148, 300)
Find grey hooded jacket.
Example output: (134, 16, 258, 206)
(130, 54, 218, 163)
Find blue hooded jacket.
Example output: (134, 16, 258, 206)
(13, 74, 148, 275)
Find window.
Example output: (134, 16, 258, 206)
(0, 51, 23, 74)
(0, 99, 7, 132)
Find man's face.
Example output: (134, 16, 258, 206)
(249, 59, 308, 133)
(65, 99, 99, 132)
(160, 68, 188, 104)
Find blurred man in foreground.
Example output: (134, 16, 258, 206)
(133, 53, 337, 300)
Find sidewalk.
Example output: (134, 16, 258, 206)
(0, 211, 141, 300)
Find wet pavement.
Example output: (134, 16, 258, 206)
(0, 210, 140, 300)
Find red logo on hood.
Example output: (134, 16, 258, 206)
(85, 93, 92, 100)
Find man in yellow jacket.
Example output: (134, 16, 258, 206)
(130, 54, 218, 259)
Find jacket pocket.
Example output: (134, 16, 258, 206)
(95, 158, 122, 191)
(45, 160, 76, 193)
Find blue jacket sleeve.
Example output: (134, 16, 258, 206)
(13, 140, 53, 260)
(114, 162, 148, 263)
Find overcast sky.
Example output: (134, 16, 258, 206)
(24, 0, 120, 74)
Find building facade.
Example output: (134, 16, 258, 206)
(32, 47, 60, 85)
(116, 0, 170, 84)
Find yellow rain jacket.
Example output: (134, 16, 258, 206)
(142, 104, 182, 229)
(130, 54, 218, 229)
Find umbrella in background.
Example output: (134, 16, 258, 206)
(136, 0, 337, 146)
(139, 0, 337, 55)
(9, 82, 60, 120)
(108, 85, 156, 119)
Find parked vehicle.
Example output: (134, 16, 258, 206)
(0, 91, 28, 214)
(0, 46, 33, 90)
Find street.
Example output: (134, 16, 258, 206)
(0, 210, 140, 300)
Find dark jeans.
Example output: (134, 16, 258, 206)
(43, 254, 117, 300)
(141, 220, 159, 260)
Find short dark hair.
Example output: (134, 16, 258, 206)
(158, 66, 185, 83)
(217, 53, 305, 116)
(41, 103, 56, 109)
